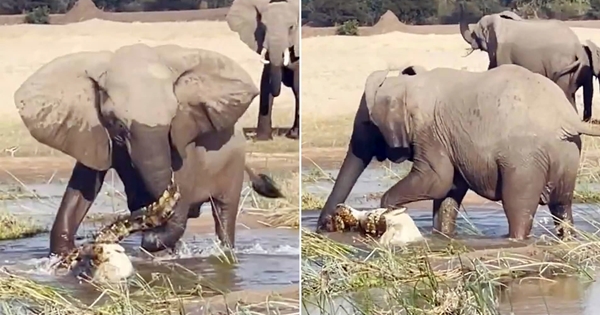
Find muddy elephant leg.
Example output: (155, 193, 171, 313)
(50, 163, 107, 256)
(582, 72, 593, 122)
(500, 167, 546, 240)
(548, 202, 574, 239)
(285, 67, 299, 140)
(211, 165, 244, 248)
(380, 157, 454, 209)
(256, 65, 274, 141)
(433, 181, 468, 236)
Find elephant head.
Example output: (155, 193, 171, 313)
(14, 44, 258, 251)
(226, 0, 299, 97)
(460, 9, 522, 53)
(365, 65, 425, 152)
(460, 14, 500, 53)
(316, 65, 424, 232)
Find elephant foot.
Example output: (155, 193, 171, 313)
(255, 131, 273, 141)
(285, 127, 299, 140)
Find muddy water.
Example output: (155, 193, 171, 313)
(0, 173, 299, 305)
(302, 165, 600, 315)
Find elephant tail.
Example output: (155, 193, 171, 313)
(575, 121, 600, 137)
(552, 59, 581, 82)
(244, 165, 284, 199)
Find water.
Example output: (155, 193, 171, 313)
(302, 165, 600, 315)
(0, 176, 299, 305)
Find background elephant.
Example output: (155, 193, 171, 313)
(317, 64, 600, 240)
(226, 0, 300, 140)
(459, 10, 600, 122)
(14, 43, 283, 257)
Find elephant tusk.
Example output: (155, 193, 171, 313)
(260, 48, 270, 64)
(283, 48, 291, 67)
(463, 48, 475, 58)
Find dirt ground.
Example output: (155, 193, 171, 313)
(301, 18, 600, 161)
(0, 18, 297, 156)
(0, 17, 299, 185)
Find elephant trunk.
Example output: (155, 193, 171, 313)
(316, 147, 370, 232)
(460, 19, 475, 47)
(127, 123, 185, 252)
(263, 37, 290, 97)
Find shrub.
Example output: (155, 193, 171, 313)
(336, 19, 359, 35)
(24, 6, 50, 24)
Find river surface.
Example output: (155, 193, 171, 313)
(0, 173, 299, 308)
(302, 165, 600, 315)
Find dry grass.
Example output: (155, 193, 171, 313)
(0, 212, 46, 240)
(301, 216, 600, 314)
(0, 268, 299, 314)
(0, 20, 296, 157)
(244, 172, 300, 229)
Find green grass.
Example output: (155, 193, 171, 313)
(0, 212, 46, 240)
(243, 171, 300, 228)
(301, 222, 600, 314)
(0, 268, 299, 314)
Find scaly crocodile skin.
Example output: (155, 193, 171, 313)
(54, 182, 180, 271)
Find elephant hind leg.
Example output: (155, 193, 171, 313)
(285, 67, 299, 140)
(211, 169, 244, 249)
(433, 180, 468, 236)
(548, 202, 574, 239)
(500, 166, 546, 240)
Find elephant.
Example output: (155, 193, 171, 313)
(14, 43, 284, 257)
(459, 10, 600, 122)
(226, 0, 300, 141)
(316, 64, 600, 240)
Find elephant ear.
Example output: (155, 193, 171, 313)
(364, 70, 411, 149)
(14, 52, 112, 170)
(498, 10, 522, 20)
(226, 0, 269, 54)
(400, 65, 426, 76)
(289, 0, 300, 57)
(154, 45, 259, 157)
(585, 40, 600, 77)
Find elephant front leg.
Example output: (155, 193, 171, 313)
(285, 67, 299, 140)
(50, 163, 107, 256)
(433, 183, 468, 236)
(380, 162, 454, 213)
(256, 65, 274, 141)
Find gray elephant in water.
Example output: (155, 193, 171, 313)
(14, 43, 283, 257)
(459, 10, 600, 122)
(317, 64, 600, 240)
(226, 0, 300, 140)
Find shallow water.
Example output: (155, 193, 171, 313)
(0, 176, 299, 305)
(302, 165, 600, 315)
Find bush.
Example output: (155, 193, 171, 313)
(24, 6, 50, 24)
(336, 19, 359, 35)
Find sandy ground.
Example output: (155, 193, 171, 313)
(301, 24, 600, 154)
(0, 19, 297, 157)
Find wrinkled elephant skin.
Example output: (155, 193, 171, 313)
(227, 0, 300, 141)
(14, 44, 283, 256)
(459, 11, 600, 122)
(317, 65, 600, 241)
